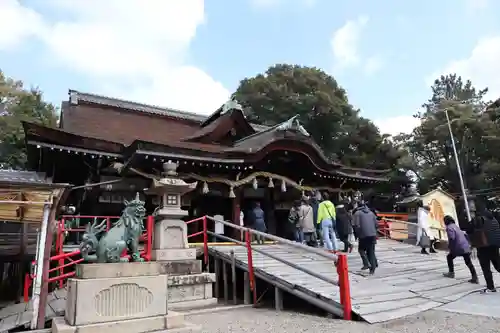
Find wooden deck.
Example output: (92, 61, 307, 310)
(0, 239, 487, 331)
(210, 238, 484, 323)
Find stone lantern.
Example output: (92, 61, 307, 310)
(148, 161, 197, 261)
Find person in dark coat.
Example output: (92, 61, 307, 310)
(336, 204, 353, 253)
(249, 202, 266, 245)
(352, 204, 379, 274)
(466, 209, 500, 293)
(310, 193, 322, 246)
(442, 215, 478, 284)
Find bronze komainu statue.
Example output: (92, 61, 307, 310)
(79, 193, 146, 263)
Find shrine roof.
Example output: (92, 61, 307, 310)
(0, 170, 49, 185)
(0, 169, 70, 189)
(67, 90, 269, 132)
(487, 97, 500, 110)
(23, 90, 391, 182)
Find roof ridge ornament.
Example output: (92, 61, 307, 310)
(276, 114, 310, 136)
(221, 99, 243, 114)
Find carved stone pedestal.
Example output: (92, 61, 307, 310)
(153, 242, 217, 310)
(51, 262, 201, 333)
(153, 220, 217, 309)
(149, 162, 217, 310)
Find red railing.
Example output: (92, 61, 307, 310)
(193, 215, 352, 320)
(185, 216, 209, 266)
(24, 215, 154, 302)
(377, 213, 409, 239)
(24, 213, 352, 320)
(23, 250, 83, 302)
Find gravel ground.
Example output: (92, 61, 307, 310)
(187, 308, 500, 333)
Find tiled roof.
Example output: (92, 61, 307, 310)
(0, 170, 50, 185)
(69, 90, 269, 132)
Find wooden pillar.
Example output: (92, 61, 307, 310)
(267, 188, 276, 236)
(222, 261, 229, 304)
(243, 272, 251, 304)
(232, 189, 242, 241)
(214, 258, 220, 299)
(34, 188, 68, 329)
(18, 192, 28, 303)
(275, 287, 283, 311)
(231, 251, 237, 305)
(31, 203, 51, 329)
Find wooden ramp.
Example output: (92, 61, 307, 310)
(209, 238, 483, 323)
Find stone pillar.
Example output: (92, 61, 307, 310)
(148, 161, 217, 310)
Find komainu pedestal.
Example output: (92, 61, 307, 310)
(51, 262, 201, 333)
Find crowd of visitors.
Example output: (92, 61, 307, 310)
(245, 191, 380, 273)
(245, 191, 500, 292)
(285, 191, 380, 274)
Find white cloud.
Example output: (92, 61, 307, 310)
(374, 115, 421, 137)
(0, 0, 229, 115)
(0, 0, 44, 50)
(250, 0, 316, 9)
(428, 36, 500, 101)
(330, 15, 384, 75)
(331, 15, 369, 69)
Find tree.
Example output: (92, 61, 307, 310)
(396, 74, 500, 197)
(233, 64, 412, 205)
(0, 70, 58, 169)
(233, 64, 406, 171)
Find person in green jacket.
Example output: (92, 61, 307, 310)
(317, 192, 337, 251)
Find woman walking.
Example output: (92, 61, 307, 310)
(417, 204, 438, 254)
(442, 215, 478, 284)
(298, 198, 316, 246)
(336, 204, 353, 252)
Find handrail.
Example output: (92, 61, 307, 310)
(207, 231, 339, 285)
(204, 216, 338, 263)
(381, 217, 445, 231)
(202, 215, 351, 320)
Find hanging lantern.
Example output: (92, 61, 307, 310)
(268, 177, 274, 188)
(202, 182, 209, 194)
(252, 177, 258, 190)
(281, 179, 287, 192)
(229, 186, 236, 198)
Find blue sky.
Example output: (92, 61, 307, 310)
(1, 0, 499, 135)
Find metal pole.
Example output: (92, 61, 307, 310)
(444, 109, 472, 221)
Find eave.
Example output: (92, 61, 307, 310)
(25, 123, 389, 183)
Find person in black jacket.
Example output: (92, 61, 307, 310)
(466, 209, 500, 293)
(336, 204, 353, 252)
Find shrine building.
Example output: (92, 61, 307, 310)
(23, 90, 389, 239)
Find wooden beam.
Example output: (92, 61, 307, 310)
(34, 187, 69, 329)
